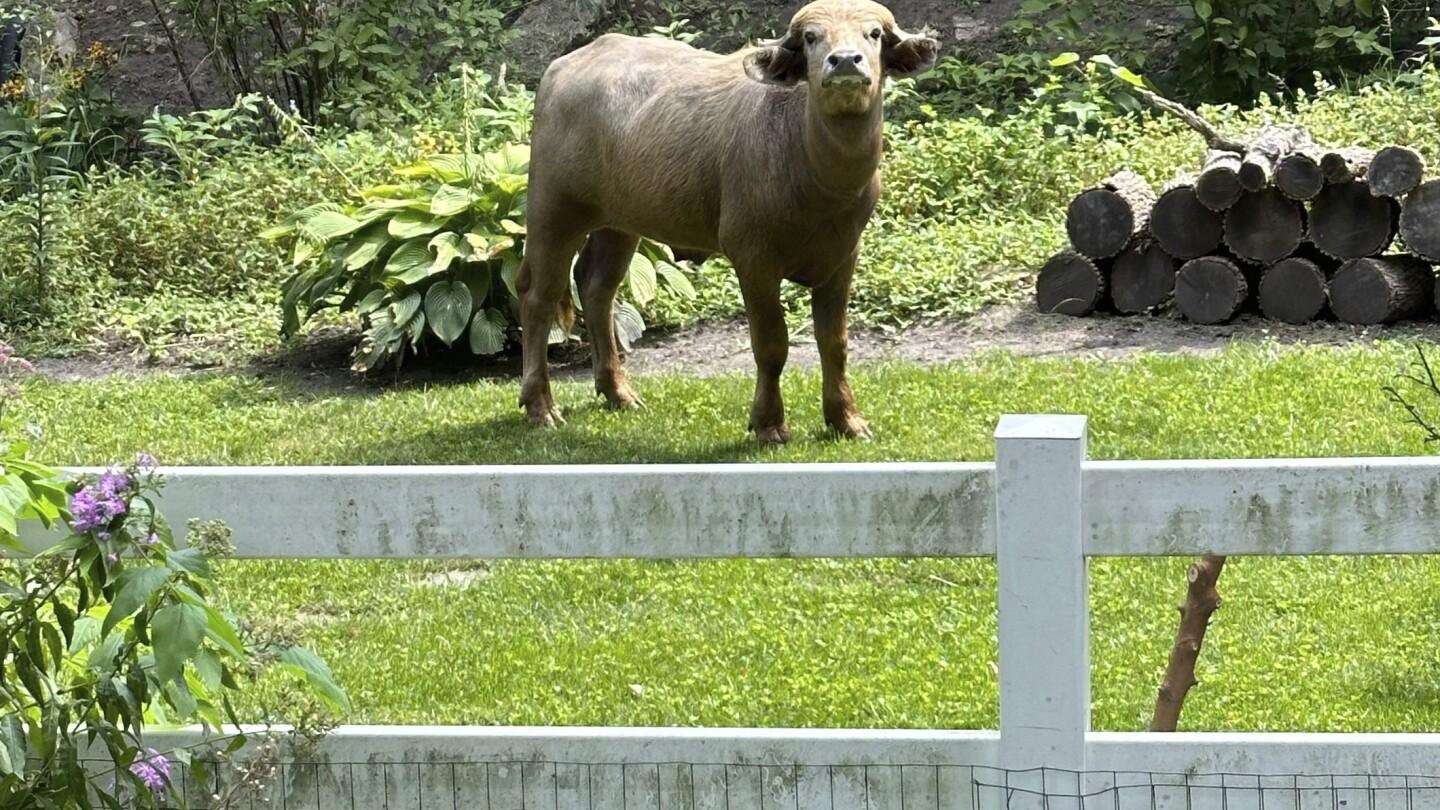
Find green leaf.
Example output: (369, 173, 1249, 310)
(425, 281, 474, 347)
(302, 211, 364, 242)
(194, 649, 223, 692)
(1193, 0, 1212, 18)
(430, 184, 477, 217)
(383, 238, 434, 286)
(166, 547, 211, 579)
(627, 253, 658, 306)
(429, 231, 473, 274)
(0, 715, 23, 777)
(152, 603, 207, 683)
(468, 309, 507, 355)
(388, 211, 448, 239)
(278, 647, 352, 714)
(393, 290, 423, 328)
(344, 224, 392, 271)
(501, 254, 522, 298)
(657, 262, 697, 299)
(1112, 66, 1146, 88)
(615, 302, 646, 351)
(103, 567, 171, 637)
(1049, 51, 1081, 67)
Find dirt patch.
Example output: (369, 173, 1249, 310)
(27, 305, 1440, 391)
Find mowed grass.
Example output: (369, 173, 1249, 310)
(16, 341, 1440, 732)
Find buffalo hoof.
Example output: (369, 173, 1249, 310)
(523, 399, 565, 428)
(827, 411, 873, 441)
(600, 383, 645, 411)
(753, 424, 791, 446)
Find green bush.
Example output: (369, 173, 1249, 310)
(266, 143, 699, 372)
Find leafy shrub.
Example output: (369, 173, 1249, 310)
(265, 143, 700, 372)
(0, 340, 349, 806)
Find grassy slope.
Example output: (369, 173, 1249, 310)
(17, 341, 1440, 731)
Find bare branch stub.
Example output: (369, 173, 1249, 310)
(1151, 555, 1226, 732)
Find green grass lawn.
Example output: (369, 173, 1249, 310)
(17, 341, 1440, 732)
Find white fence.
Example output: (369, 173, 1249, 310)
(31, 414, 1440, 809)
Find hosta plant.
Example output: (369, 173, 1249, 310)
(266, 142, 698, 372)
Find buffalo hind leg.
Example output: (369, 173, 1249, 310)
(812, 262, 870, 439)
(517, 219, 587, 427)
(738, 272, 790, 445)
(575, 228, 644, 409)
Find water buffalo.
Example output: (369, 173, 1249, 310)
(516, 0, 938, 444)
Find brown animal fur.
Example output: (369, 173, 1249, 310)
(517, 0, 938, 443)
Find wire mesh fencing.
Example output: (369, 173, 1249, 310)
(120, 758, 1440, 810)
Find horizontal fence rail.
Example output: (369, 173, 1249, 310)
(36, 414, 1440, 807)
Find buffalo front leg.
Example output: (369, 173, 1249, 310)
(739, 273, 790, 445)
(574, 229, 644, 410)
(812, 264, 870, 439)
(516, 228, 585, 427)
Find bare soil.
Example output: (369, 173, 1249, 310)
(28, 305, 1440, 393)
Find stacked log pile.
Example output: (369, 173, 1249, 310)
(1035, 100, 1439, 326)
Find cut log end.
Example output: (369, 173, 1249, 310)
(1259, 257, 1328, 324)
(1275, 153, 1324, 201)
(1399, 180, 1440, 262)
(1066, 189, 1137, 259)
(1309, 180, 1397, 259)
(1037, 251, 1107, 316)
(1223, 189, 1305, 264)
(1330, 255, 1435, 325)
(1111, 242, 1178, 314)
(1321, 146, 1374, 185)
(1196, 150, 1244, 211)
(1368, 145, 1426, 198)
(1176, 256, 1250, 325)
(1151, 184, 1224, 260)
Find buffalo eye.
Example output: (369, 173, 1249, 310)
(869, 28, 882, 39)
(804, 30, 817, 45)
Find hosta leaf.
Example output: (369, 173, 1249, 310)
(484, 143, 530, 175)
(301, 211, 363, 241)
(388, 210, 448, 239)
(501, 253, 522, 298)
(383, 238, 434, 286)
(429, 231, 473, 274)
(344, 224, 391, 270)
(468, 308, 507, 355)
(356, 288, 388, 314)
(291, 237, 321, 268)
(615, 301, 646, 351)
(456, 263, 492, 306)
(657, 262, 697, 299)
(424, 281, 474, 346)
(431, 184, 477, 217)
(392, 290, 423, 328)
(627, 253, 658, 306)
(499, 219, 526, 235)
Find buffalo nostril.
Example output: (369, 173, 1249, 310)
(850, 53, 863, 64)
(826, 54, 840, 67)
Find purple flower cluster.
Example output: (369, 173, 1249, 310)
(70, 469, 133, 534)
(129, 748, 171, 801)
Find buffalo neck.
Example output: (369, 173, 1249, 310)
(800, 92, 884, 201)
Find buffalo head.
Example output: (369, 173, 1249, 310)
(743, 0, 938, 116)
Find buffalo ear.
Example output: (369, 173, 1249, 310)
(744, 36, 807, 84)
(883, 29, 939, 78)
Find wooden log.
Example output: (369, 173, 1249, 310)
(1175, 256, 1250, 324)
(1066, 170, 1156, 259)
(1259, 253, 1334, 324)
(1222, 188, 1305, 264)
(1329, 255, 1435, 325)
(1195, 150, 1244, 211)
(1274, 150, 1324, 201)
(1398, 179, 1440, 262)
(1308, 180, 1397, 259)
(1368, 145, 1426, 198)
(1036, 251, 1107, 316)
(1320, 146, 1373, 184)
(1238, 125, 1310, 192)
(1110, 241, 1177, 314)
(1150, 176, 1224, 259)
(1150, 555, 1226, 732)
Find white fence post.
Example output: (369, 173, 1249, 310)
(994, 414, 1090, 803)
